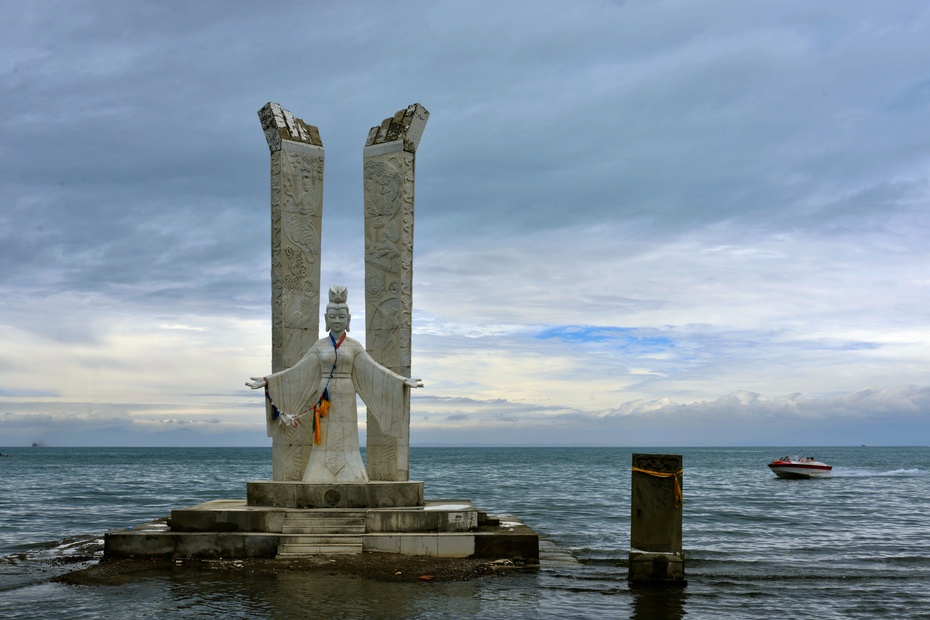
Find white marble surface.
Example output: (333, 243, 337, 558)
(362, 105, 428, 482)
(254, 287, 421, 484)
(258, 102, 324, 481)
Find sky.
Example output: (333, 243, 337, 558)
(2, 0, 929, 447)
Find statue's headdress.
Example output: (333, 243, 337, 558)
(329, 285, 348, 305)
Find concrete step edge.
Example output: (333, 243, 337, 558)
(281, 527, 367, 535)
(282, 536, 364, 544)
(283, 519, 366, 526)
(277, 547, 363, 556)
(279, 541, 363, 548)
(283, 512, 367, 519)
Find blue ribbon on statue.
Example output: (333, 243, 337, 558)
(265, 385, 282, 421)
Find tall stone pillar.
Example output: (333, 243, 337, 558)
(258, 102, 324, 481)
(629, 453, 686, 584)
(362, 104, 429, 481)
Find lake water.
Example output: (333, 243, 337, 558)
(1, 446, 928, 619)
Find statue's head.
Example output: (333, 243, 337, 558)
(325, 285, 351, 333)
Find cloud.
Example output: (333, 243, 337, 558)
(408, 385, 930, 446)
(1, 1, 929, 446)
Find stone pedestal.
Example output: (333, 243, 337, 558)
(246, 480, 424, 509)
(258, 102, 325, 481)
(105, 497, 540, 561)
(362, 104, 428, 482)
(629, 453, 685, 584)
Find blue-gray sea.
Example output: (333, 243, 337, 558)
(1, 446, 928, 619)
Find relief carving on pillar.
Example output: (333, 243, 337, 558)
(363, 105, 425, 482)
(364, 152, 415, 376)
(273, 145, 323, 372)
(260, 102, 324, 481)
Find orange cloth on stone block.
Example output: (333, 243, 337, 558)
(632, 467, 683, 507)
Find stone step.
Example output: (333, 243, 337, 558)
(282, 524, 366, 535)
(283, 510, 366, 519)
(277, 543, 363, 556)
(281, 512, 366, 535)
(283, 535, 363, 545)
(278, 512, 366, 557)
(282, 517, 365, 528)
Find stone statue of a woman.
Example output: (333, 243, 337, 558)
(247, 285, 422, 483)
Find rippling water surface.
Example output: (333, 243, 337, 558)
(1, 446, 928, 619)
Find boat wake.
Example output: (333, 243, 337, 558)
(830, 467, 923, 477)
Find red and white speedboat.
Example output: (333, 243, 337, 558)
(768, 456, 832, 479)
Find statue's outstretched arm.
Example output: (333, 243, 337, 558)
(250, 349, 324, 436)
(353, 349, 424, 436)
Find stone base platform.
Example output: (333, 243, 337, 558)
(104, 498, 539, 561)
(246, 480, 424, 508)
(628, 550, 686, 584)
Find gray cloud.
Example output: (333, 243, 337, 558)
(1, 1, 929, 445)
(409, 385, 930, 446)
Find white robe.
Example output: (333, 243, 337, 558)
(264, 334, 406, 483)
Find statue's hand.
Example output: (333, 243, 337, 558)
(405, 378, 424, 389)
(246, 377, 266, 390)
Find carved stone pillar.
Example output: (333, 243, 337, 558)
(258, 102, 324, 481)
(362, 104, 429, 481)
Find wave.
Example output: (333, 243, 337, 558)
(0, 535, 102, 595)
